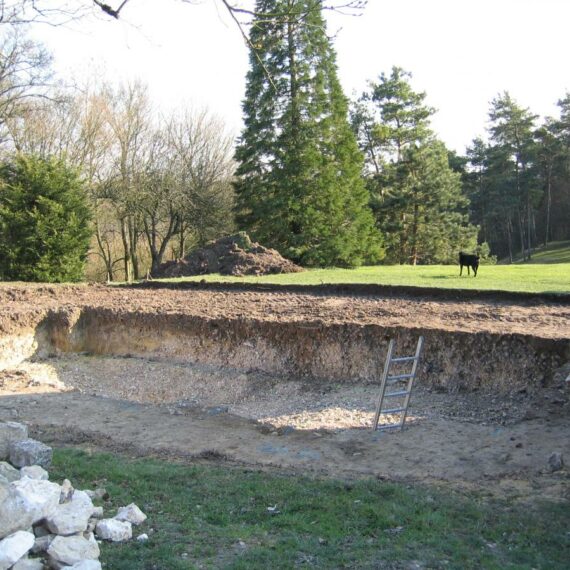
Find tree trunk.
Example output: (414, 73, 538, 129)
(544, 166, 552, 247)
(506, 216, 513, 264)
(94, 222, 114, 282)
(517, 209, 526, 261)
(128, 216, 140, 280)
(410, 204, 419, 265)
(120, 218, 132, 282)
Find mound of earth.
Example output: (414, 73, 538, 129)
(152, 233, 303, 278)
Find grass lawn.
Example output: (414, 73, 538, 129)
(158, 262, 570, 295)
(51, 449, 568, 570)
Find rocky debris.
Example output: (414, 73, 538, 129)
(152, 232, 303, 278)
(46, 491, 94, 536)
(0, 422, 149, 568)
(90, 507, 103, 519)
(0, 478, 61, 538)
(20, 466, 49, 481)
(9, 439, 52, 468)
(84, 488, 107, 502)
(115, 503, 147, 525)
(47, 534, 100, 567)
(11, 558, 44, 570)
(95, 519, 132, 542)
(0, 422, 28, 460)
(547, 452, 564, 472)
(136, 533, 148, 542)
(0, 462, 19, 483)
(0, 531, 35, 570)
(31, 534, 55, 554)
(59, 480, 74, 504)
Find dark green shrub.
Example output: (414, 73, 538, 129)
(0, 154, 92, 282)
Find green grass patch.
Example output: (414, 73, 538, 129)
(158, 262, 570, 294)
(519, 240, 570, 264)
(51, 449, 569, 569)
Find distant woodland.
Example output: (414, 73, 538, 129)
(0, 0, 568, 281)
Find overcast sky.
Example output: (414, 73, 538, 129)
(30, 0, 570, 153)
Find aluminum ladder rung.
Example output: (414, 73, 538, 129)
(375, 423, 403, 430)
(379, 407, 406, 415)
(384, 390, 409, 398)
(391, 356, 416, 363)
(387, 373, 414, 382)
(372, 336, 424, 432)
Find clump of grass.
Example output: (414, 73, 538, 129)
(50, 449, 569, 569)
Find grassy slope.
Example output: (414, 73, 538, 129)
(51, 449, 568, 570)
(160, 262, 570, 294)
(515, 240, 570, 264)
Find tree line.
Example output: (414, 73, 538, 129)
(0, 0, 568, 282)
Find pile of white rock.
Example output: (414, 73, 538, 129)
(0, 422, 147, 570)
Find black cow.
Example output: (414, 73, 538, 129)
(459, 252, 479, 277)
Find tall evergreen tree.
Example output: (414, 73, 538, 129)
(487, 92, 539, 261)
(353, 67, 477, 264)
(234, 0, 382, 267)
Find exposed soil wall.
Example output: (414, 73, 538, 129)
(2, 307, 565, 394)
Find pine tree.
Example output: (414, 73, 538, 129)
(353, 67, 477, 264)
(234, 0, 382, 267)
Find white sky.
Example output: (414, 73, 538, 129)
(30, 0, 570, 153)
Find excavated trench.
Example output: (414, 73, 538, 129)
(1, 285, 569, 496)
(1, 303, 568, 398)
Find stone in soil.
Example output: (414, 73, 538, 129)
(47, 534, 100, 567)
(9, 439, 52, 468)
(95, 519, 132, 542)
(114, 503, 147, 525)
(0, 422, 28, 460)
(0, 530, 35, 570)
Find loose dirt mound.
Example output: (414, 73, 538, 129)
(152, 233, 303, 278)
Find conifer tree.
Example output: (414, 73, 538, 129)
(234, 0, 382, 267)
(0, 154, 92, 282)
(353, 67, 477, 264)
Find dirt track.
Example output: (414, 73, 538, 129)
(0, 283, 569, 500)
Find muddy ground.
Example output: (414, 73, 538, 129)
(0, 283, 569, 501)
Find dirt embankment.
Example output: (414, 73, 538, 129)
(0, 283, 569, 498)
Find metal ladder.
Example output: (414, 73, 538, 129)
(372, 336, 424, 431)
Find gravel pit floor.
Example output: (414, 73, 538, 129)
(1, 354, 568, 502)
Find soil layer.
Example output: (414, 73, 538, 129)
(0, 283, 568, 499)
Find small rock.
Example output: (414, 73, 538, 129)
(114, 503, 147, 526)
(11, 558, 44, 570)
(20, 466, 49, 481)
(95, 519, 132, 542)
(32, 524, 51, 538)
(0, 478, 61, 539)
(0, 462, 20, 483)
(31, 534, 55, 554)
(90, 507, 104, 519)
(9, 439, 52, 469)
(47, 534, 100, 567)
(136, 533, 148, 542)
(548, 452, 564, 472)
(0, 530, 35, 570)
(59, 480, 74, 504)
(47, 490, 94, 536)
(84, 489, 107, 501)
(0, 422, 28, 461)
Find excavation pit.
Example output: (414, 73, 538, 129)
(1, 283, 569, 498)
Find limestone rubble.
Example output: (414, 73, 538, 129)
(0, 421, 148, 569)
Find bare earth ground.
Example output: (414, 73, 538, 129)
(0, 284, 569, 501)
